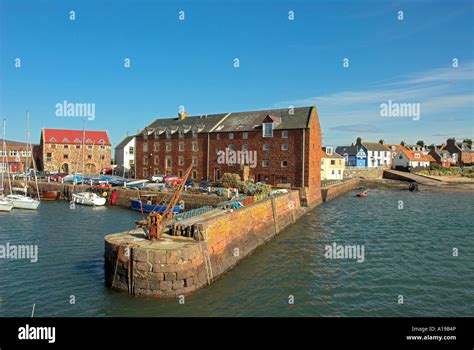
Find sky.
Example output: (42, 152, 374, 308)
(0, 0, 473, 149)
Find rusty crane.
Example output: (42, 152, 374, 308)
(136, 165, 193, 240)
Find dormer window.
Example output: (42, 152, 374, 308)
(326, 147, 333, 156)
(263, 123, 273, 138)
(49, 137, 56, 142)
(414, 153, 420, 158)
(74, 138, 81, 143)
(63, 138, 69, 142)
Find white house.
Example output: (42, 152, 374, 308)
(392, 149, 430, 169)
(114, 135, 135, 177)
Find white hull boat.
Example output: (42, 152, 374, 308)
(0, 198, 14, 212)
(6, 195, 40, 210)
(72, 192, 107, 206)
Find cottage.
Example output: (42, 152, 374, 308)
(335, 145, 357, 167)
(392, 149, 430, 170)
(441, 138, 473, 166)
(114, 135, 136, 177)
(428, 146, 454, 167)
(320, 147, 345, 180)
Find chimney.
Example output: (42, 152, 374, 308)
(379, 139, 384, 145)
(447, 138, 456, 147)
(463, 139, 472, 146)
(356, 137, 362, 146)
(178, 111, 188, 120)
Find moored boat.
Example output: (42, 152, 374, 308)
(131, 195, 182, 213)
(0, 198, 14, 212)
(72, 192, 107, 206)
(6, 194, 40, 210)
(41, 191, 60, 201)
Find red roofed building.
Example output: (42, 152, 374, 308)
(392, 149, 430, 170)
(39, 128, 111, 174)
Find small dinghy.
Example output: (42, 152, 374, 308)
(72, 192, 107, 206)
(0, 198, 14, 212)
(356, 189, 368, 198)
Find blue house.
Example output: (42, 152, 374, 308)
(355, 146, 368, 167)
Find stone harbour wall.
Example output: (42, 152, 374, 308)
(104, 190, 305, 298)
(321, 178, 361, 202)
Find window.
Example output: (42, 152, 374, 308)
(243, 132, 248, 139)
(154, 156, 159, 165)
(338, 170, 341, 174)
(63, 154, 69, 159)
(166, 143, 171, 151)
(51, 144, 56, 149)
(64, 145, 69, 149)
(281, 143, 289, 151)
(281, 160, 288, 167)
(179, 142, 184, 152)
(262, 160, 269, 167)
(101, 155, 105, 160)
(192, 142, 198, 151)
(143, 169, 148, 178)
(263, 144, 269, 151)
(88, 145, 93, 150)
(192, 157, 197, 166)
(228, 144, 234, 150)
(179, 157, 184, 166)
(192, 131, 197, 138)
(282, 130, 288, 138)
(399, 155, 403, 159)
(143, 157, 148, 165)
(166, 132, 171, 139)
(46, 153, 52, 162)
(332, 170, 335, 174)
(281, 176, 287, 183)
(166, 157, 171, 168)
(179, 131, 184, 139)
(242, 144, 249, 151)
(76, 145, 80, 149)
(192, 170, 197, 179)
(229, 133, 234, 140)
(10, 150, 18, 156)
(263, 123, 273, 137)
(101, 145, 105, 149)
(331, 160, 336, 165)
(154, 169, 160, 175)
(415, 153, 420, 158)
(216, 133, 220, 140)
(154, 143, 159, 152)
(178, 170, 183, 177)
(129, 147, 134, 155)
(143, 143, 148, 152)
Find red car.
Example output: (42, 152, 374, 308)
(49, 173, 68, 181)
(164, 176, 184, 185)
(101, 168, 113, 175)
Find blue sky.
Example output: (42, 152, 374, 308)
(1, 0, 473, 148)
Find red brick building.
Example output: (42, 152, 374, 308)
(39, 129, 111, 174)
(135, 106, 322, 199)
(0, 139, 38, 173)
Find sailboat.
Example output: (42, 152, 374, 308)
(1, 119, 14, 212)
(71, 119, 106, 207)
(5, 112, 40, 210)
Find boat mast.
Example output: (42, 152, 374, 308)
(3, 118, 13, 195)
(27, 111, 40, 200)
(82, 118, 86, 184)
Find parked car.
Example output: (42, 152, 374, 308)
(101, 168, 113, 175)
(151, 174, 165, 182)
(199, 181, 212, 192)
(49, 173, 68, 182)
(164, 176, 184, 185)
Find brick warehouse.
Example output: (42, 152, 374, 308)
(135, 106, 322, 203)
(39, 128, 112, 174)
(0, 138, 40, 173)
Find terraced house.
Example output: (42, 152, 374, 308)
(39, 128, 111, 174)
(135, 106, 323, 203)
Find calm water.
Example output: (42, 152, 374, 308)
(0, 190, 472, 317)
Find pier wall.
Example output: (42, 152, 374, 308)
(321, 178, 361, 202)
(104, 190, 305, 298)
(344, 167, 384, 180)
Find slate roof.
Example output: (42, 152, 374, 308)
(0, 139, 31, 146)
(211, 107, 313, 133)
(142, 107, 314, 135)
(361, 142, 390, 152)
(115, 135, 134, 149)
(335, 146, 357, 156)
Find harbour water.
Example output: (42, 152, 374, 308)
(0, 189, 472, 317)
